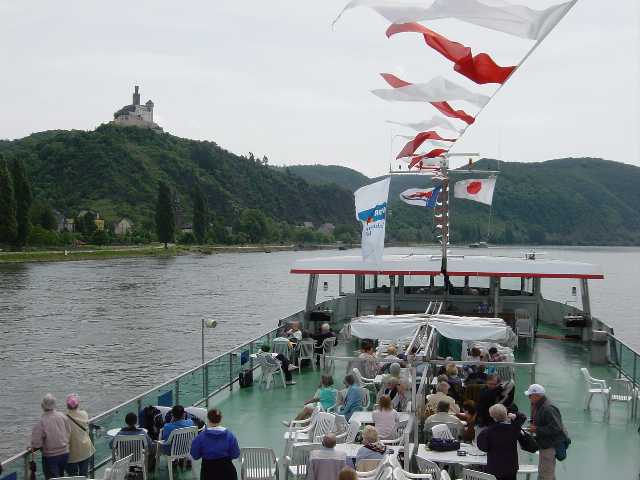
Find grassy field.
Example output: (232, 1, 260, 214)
(0, 245, 181, 263)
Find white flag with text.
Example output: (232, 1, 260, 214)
(355, 177, 391, 263)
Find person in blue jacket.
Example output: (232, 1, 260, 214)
(338, 374, 362, 421)
(190, 409, 240, 480)
(160, 405, 194, 453)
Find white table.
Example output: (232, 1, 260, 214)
(249, 352, 278, 359)
(416, 443, 486, 467)
(350, 411, 411, 425)
(106, 427, 148, 438)
(335, 443, 401, 466)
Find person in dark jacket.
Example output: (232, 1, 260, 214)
(190, 409, 240, 480)
(476, 374, 503, 427)
(525, 384, 566, 480)
(312, 323, 337, 367)
(477, 404, 526, 480)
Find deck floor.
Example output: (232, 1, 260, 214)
(147, 329, 640, 480)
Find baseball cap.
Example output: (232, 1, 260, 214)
(524, 384, 545, 396)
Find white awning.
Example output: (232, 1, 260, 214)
(350, 315, 426, 341)
(429, 314, 509, 341)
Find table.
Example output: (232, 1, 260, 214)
(350, 411, 411, 425)
(416, 443, 486, 467)
(249, 352, 278, 359)
(106, 427, 148, 438)
(335, 443, 401, 466)
(374, 370, 410, 384)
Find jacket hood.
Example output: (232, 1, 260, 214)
(204, 427, 228, 437)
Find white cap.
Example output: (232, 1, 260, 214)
(524, 384, 546, 396)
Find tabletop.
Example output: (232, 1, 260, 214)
(106, 427, 148, 438)
(416, 443, 487, 466)
(350, 411, 411, 425)
(249, 352, 279, 359)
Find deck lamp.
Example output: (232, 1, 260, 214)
(201, 318, 218, 365)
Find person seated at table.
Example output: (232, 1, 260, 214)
(456, 400, 478, 442)
(476, 374, 503, 428)
(308, 433, 347, 480)
(465, 365, 488, 385)
(190, 409, 240, 480)
(426, 382, 460, 414)
(358, 340, 378, 378)
(293, 374, 338, 420)
(284, 321, 303, 343)
(477, 404, 527, 480)
(378, 345, 403, 372)
(338, 374, 362, 421)
(488, 346, 507, 362)
(160, 405, 194, 453)
(372, 395, 400, 440)
(445, 363, 464, 403)
(312, 323, 338, 364)
(379, 368, 409, 412)
(109, 412, 152, 449)
(354, 426, 387, 471)
(425, 401, 464, 436)
(257, 344, 297, 386)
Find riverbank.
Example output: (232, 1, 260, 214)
(0, 243, 345, 263)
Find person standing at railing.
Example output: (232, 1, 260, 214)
(30, 394, 71, 480)
(65, 394, 95, 477)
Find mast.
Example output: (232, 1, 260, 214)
(439, 159, 450, 275)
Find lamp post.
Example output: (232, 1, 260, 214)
(201, 318, 217, 404)
(201, 318, 218, 365)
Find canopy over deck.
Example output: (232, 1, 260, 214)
(291, 254, 604, 279)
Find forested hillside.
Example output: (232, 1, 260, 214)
(287, 158, 640, 245)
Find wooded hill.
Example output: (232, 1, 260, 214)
(285, 158, 640, 245)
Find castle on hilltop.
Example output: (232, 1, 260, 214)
(112, 86, 162, 130)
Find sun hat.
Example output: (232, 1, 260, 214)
(524, 384, 546, 396)
(66, 393, 80, 409)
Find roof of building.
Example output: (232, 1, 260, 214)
(290, 254, 604, 279)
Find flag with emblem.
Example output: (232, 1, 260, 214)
(355, 177, 391, 263)
(399, 186, 442, 208)
(454, 177, 497, 205)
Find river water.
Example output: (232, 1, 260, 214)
(1, 246, 639, 459)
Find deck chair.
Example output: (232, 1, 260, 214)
(580, 367, 610, 411)
(353, 367, 376, 387)
(393, 466, 433, 480)
(515, 310, 534, 349)
(240, 447, 279, 480)
(273, 338, 291, 360)
(103, 454, 132, 480)
(284, 442, 323, 480)
(518, 464, 538, 480)
(256, 354, 286, 389)
(608, 378, 634, 417)
(462, 469, 496, 480)
(336, 419, 361, 444)
(311, 412, 336, 442)
(356, 459, 382, 472)
(416, 457, 441, 480)
(112, 435, 148, 480)
(317, 337, 336, 371)
(297, 339, 316, 370)
(355, 456, 391, 479)
(156, 426, 198, 480)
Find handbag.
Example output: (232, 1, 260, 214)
(428, 438, 460, 452)
(518, 428, 539, 453)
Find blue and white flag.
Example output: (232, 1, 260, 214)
(399, 185, 442, 208)
(355, 177, 390, 263)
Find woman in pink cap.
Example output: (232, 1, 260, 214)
(65, 394, 95, 476)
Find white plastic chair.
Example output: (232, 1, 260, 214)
(317, 337, 337, 370)
(282, 405, 320, 430)
(112, 435, 148, 480)
(439, 471, 451, 480)
(273, 338, 292, 360)
(284, 442, 323, 480)
(416, 457, 440, 480)
(361, 387, 373, 410)
(336, 419, 361, 444)
(257, 354, 286, 389)
(515, 310, 534, 348)
(353, 367, 376, 387)
(156, 426, 198, 480)
(297, 339, 316, 370)
(240, 447, 279, 480)
(355, 456, 391, 479)
(357, 459, 382, 473)
(608, 378, 634, 417)
(580, 367, 610, 411)
(462, 469, 496, 480)
(103, 454, 132, 480)
(311, 412, 336, 442)
(393, 466, 433, 480)
(517, 464, 538, 480)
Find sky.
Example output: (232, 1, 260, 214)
(0, 0, 638, 177)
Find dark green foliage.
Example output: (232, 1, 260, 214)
(30, 200, 58, 230)
(156, 181, 175, 248)
(77, 211, 97, 236)
(238, 209, 267, 243)
(10, 157, 33, 248)
(192, 183, 208, 244)
(0, 156, 17, 245)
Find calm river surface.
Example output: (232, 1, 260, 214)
(1, 246, 639, 459)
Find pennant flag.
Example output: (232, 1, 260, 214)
(373, 75, 490, 108)
(397, 136, 452, 150)
(334, 0, 577, 41)
(408, 149, 448, 168)
(355, 177, 391, 263)
(386, 23, 516, 85)
(397, 131, 456, 159)
(380, 74, 476, 124)
(400, 186, 442, 208)
(387, 116, 462, 134)
(454, 177, 497, 205)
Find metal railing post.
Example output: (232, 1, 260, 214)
(205, 363, 210, 409)
(633, 353, 638, 419)
(175, 379, 180, 405)
(229, 353, 234, 392)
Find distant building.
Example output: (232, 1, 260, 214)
(53, 210, 65, 233)
(318, 223, 335, 235)
(113, 217, 134, 236)
(64, 218, 75, 232)
(303, 222, 314, 229)
(112, 86, 162, 130)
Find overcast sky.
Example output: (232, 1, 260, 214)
(0, 0, 638, 177)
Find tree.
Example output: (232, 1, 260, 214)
(155, 181, 175, 248)
(30, 200, 58, 230)
(0, 156, 17, 245)
(10, 158, 33, 249)
(238, 208, 267, 243)
(77, 211, 96, 237)
(192, 183, 208, 244)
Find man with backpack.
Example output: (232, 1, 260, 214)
(525, 384, 569, 480)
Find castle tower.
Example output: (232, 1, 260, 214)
(133, 86, 140, 106)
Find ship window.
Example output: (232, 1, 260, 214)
(403, 275, 446, 295)
(363, 275, 392, 293)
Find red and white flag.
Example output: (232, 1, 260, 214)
(387, 116, 462, 134)
(453, 177, 497, 205)
(396, 131, 456, 159)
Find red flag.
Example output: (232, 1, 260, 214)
(380, 73, 475, 125)
(397, 132, 455, 159)
(408, 149, 448, 168)
(386, 23, 516, 85)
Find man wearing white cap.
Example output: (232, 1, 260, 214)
(524, 384, 567, 480)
